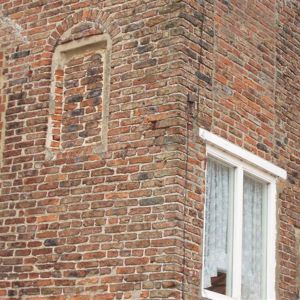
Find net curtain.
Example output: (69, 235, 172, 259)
(204, 160, 264, 300)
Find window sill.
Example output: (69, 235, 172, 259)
(203, 289, 235, 300)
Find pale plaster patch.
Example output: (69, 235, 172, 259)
(0, 16, 28, 43)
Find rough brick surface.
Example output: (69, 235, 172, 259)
(0, 0, 299, 299)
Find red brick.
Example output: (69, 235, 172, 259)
(0, 2, 298, 300)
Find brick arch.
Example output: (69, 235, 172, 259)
(45, 8, 121, 52)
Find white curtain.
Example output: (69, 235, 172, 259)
(204, 159, 231, 290)
(242, 176, 264, 300)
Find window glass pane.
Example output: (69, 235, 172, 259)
(242, 175, 266, 300)
(204, 159, 233, 296)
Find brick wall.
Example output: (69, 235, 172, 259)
(0, 51, 5, 165)
(179, 1, 300, 299)
(0, 0, 299, 299)
(275, 2, 300, 299)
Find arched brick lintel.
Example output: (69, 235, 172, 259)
(45, 8, 121, 52)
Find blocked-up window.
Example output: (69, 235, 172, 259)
(62, 51, 103, 149)
(46, 34, 111, 158)
(200, 129, 287, 300)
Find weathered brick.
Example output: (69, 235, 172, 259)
(0, 1, 298, 300)
(11, 50, 30, 59)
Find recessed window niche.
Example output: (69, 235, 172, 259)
(46, 34, 111, 159)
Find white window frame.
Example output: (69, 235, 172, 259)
(199, 128, 287, 300)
